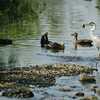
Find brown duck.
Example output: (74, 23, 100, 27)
(71, 32, 93, 47)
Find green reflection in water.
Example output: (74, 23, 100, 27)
(0, 21, 39, 39)
(0, 0, 47, 39)
(96, 0, 100, 10)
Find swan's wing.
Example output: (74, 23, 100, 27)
(95, 35, 100, 40)
(92, 35, 100, 47)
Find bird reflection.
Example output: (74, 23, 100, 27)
(8, 48, 18, 68)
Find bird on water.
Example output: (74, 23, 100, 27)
(83, 22, 100, 56)
(71, 32, 93, 49)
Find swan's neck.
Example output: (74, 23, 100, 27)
(90, 30, 97, 41)
(74, 33, 78, 41)
(90, 30, 95, 37)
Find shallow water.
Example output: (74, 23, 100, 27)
(0, 0, 100, 100)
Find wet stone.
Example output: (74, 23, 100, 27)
(96, 88, 100, 96)
(75, 92, 85, 97)
(80, 96, 98, 100)
(90, 84, 98, 92)
(2, 88, 34, 98)
(58, 86, 72, 92)
(79, 73, 96, 83)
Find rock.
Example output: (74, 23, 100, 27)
(79, 73, 96, 83)
(72, 96, 77, 99)
(2, 88, 34, 98)
(96, 88, 100, 96)
(58, 86, 72, 92)
(0, 39, 12, 45)
(75, 92, 84, 97)
(80, 96, 98, 100)
(0, 64, 97, 88)
(90, 84, 98, 92)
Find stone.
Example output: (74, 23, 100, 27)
(58, 86, 72, 92)
(79, 73, 96, 83)
(2, 88, 34, 98)
(96, 88, 100, 96)
(90, 84, 98, 92)
(80, 96, 98, 100)
(75, 92, 84, 97)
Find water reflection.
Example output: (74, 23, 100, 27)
(0, 46, 18, 68)
(39, 0, 68, 34)
(0, 20, 39, 39)
(8, 48, 18, 67)
(96, 0, 100, 10)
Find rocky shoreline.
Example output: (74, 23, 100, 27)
(0, 64, 98, 98)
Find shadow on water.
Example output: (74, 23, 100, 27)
(37, 53, 100, 63)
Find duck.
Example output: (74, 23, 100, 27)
(71, 32, 93, 48)
(40, 32, 64, 51)
(45, 41, 65, 50)
(0, 39, 12, 46)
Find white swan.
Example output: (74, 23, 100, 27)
(88, 22, 100, 56)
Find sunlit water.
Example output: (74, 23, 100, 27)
(0, 0, 100, 100)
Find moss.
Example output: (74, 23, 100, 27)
(79, 73, 96, 83)
(80, 96, 98, 100)
(0, 64, 96, 87)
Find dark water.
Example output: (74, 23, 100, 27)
(0, 0, 100, 100)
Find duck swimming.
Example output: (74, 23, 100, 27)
(40, 32, 64, 51)
(71, 32, 93, 48)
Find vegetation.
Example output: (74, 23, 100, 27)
(0, 0, 45, 23)
(0, 0, 46, 39)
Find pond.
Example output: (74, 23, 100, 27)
(0, 0, 100, 67)
(0, 0, 100, 100)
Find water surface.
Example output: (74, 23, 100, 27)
(0, 0, 100, 99)
(0, 0, 100, 67)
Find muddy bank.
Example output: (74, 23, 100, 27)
(0, 64, 97, 98)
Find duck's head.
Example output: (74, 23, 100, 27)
(44, 32, 48, 36)
(71, 32, 78, 40)
(71, 32, 78, 36)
